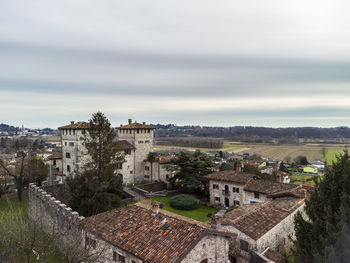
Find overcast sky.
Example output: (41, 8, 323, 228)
(1, 0, 350, 128)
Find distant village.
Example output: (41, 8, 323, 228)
(1, 119, 329, 263)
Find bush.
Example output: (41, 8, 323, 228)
(170, 194, 198, 210)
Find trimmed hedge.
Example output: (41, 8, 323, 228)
(170, 194, 198, 210)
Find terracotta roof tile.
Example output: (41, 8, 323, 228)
(115, 140, 136, 150)
(218, 198, 303, 240)
(261, 248, 282, 262)
(118, 122, 154, 130)
(47, 152, 62, 160)
(243, 179, 296, 195)
(78, 205, 211, 263)
(58, 121, 90, 130)
(205, 171, 255, 184)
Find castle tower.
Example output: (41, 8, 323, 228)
(58, 121, 90, 177)
(117, 119, 155, 183)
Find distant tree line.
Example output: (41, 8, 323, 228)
(155, 137, 224, 149)
(153, 124, 350, 142)
(0, 123, 20, 133)
(0, 137, 46, 154)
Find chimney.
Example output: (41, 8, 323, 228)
(151, 201, 160, 216)
(210, 215, 220, 229)
(276, 172, 282, 183)
(142, 121, 146, 125)
(70, 121, 75, 125)
(128, 119, 132, 124)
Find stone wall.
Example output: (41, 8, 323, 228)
(208, 179, 246, 207)
(182, 234, 230, 263)
(28, 182, 85, 254)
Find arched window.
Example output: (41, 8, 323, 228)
(200, 259, 208, 263)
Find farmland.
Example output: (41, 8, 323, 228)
(154, 141, 346, 164)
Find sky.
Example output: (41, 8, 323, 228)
(1, 0, 350, 128)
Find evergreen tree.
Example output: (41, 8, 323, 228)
(67, 112, 124, 217)
(293, 151, 350, 262)
(169, 150, 213, 195)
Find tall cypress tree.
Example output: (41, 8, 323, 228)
(67, 112, 124, 217)
(293, 151, 350, 263)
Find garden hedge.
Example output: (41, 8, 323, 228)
(170, 194, 198, 210)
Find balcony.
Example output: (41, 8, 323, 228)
(222, 190, 230, 196)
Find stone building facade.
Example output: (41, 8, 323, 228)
(206, 170, 298, 208)
(215, 198, 306, 263)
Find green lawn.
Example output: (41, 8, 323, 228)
(326, 150, 342, 165)
(149, 196, 219, 222)
(290, 173, 318, 185)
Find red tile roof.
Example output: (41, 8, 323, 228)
(115, 140, 136, 150)
(261, 248, 282, 263)
(58, 121, 90, 130)
(243, 179, 296, 195)
(205, 171, 255, 184)
(48, 152, 62, 160)
(118, 122, 154, 130)
(78, 205, 225, 263)
(218, 198, 304, 240)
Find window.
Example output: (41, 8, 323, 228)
(254, 192, 260, 199)
(53, 160, 56, 166)
(67, 165, 71, 172)
(118, 254, 125, 263)
(145, 175, 150, 178)
(69, 142, 74, 146)
(138, 140, 143, 143)
(233, 187, 239, 193)
(229, 255, 237, 263)
(113, 251, 117, 261)
(85, 236, 96, 249)
(166, 174, 169, 179)
(145, 166, 150, 171)
(124, 149, 131, 155)
(65, 142, 67, 146)
(82, 129, 85, 135)
(200, 259, 208, 263)
(117, 163, 123, 169)
(130, 170, 133, 174)
(69, 129, 71, 135)
(234, 200, 240, 206)
(148, 129, 150, 133)
(213, 184, 219, 189)
(137, 129, 139, 134)
(240, 239, 249, 252)
(214, 197, 220, 202)
(145, 140, 150, 143)
(66, 152, 71, 158)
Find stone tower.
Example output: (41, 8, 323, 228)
(58, 121, 90, 177)
(117, 119, 155, 183)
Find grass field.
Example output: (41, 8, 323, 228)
(326, 150, 343, 164)
(149, 196, 218, 222)
(0, 193, 67, 263)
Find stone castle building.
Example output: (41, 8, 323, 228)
(52, 119, 170, 185)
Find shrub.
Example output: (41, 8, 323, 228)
(170, 194, 198, 210)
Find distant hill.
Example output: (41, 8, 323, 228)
(0, 123, 20, 133)
(152, 124, 350, 143)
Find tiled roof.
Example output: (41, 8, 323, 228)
(47, 152, 62, 160)
(268, 185, 314, 199)
(78, 205, 218, 263)
(205, 171, 255, 184)
(115, 140, 136, 150)
(218, 198, 304, 240)
(118, 122, 155, 130)
(58, 121, 90, 130)
(243, 179, 296, 195)
(261, 248, 282, 263)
